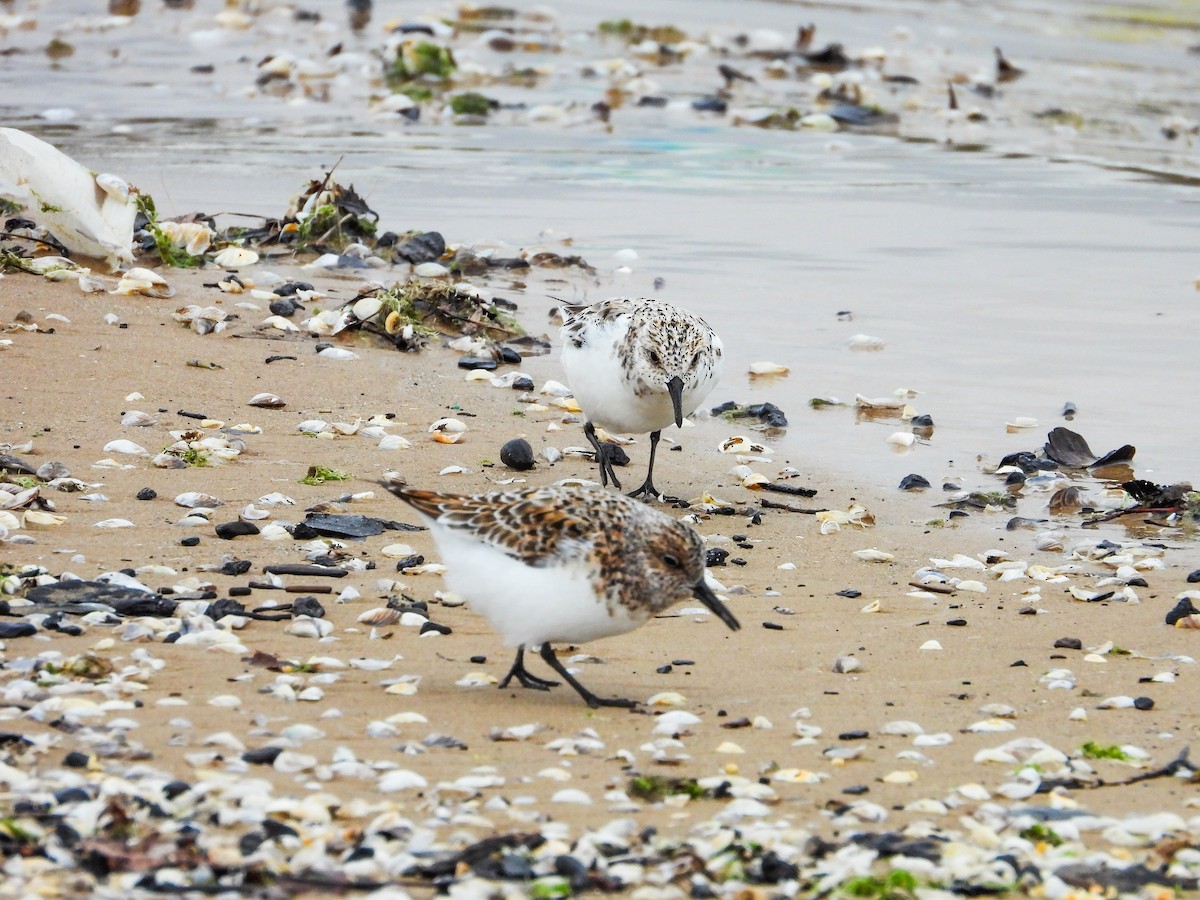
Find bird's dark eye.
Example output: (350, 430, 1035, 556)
(648, 350, 661, 366)
(662, 553, 681, 569)
(691, 351, 701, 367)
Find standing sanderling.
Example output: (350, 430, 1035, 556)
(560, 297, 724, 499)
(382, 477, 740, 709)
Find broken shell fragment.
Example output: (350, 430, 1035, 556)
(212, 246, 259, 269)
(749, 361, 789, 377)
(114, 267, 174, 298)
(248, 393, 286, 408)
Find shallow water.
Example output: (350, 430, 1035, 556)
(5, 0, 1200, 489)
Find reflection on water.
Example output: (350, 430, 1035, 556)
(3, 0, 1200, 492)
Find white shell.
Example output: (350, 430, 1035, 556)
(847, 333, 886, 351)
(248, 392, 285, 408)
(103, 439, 149, 455)
(748, 361, 789, 376)
(212, 246, 259, 269)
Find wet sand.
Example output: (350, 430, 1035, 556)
(3, 0, 1200, 895)
(3, 264, 1199, 895)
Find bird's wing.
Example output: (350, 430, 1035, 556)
(383, 481, 595, 567)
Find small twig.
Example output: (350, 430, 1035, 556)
(759, 498, 823, 514)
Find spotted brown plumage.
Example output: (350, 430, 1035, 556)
(382, 478, 740, 708)
(560, 297, 724, 499)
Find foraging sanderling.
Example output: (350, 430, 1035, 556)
(560, 297, 724, 499)
(383, 478, 740, 709)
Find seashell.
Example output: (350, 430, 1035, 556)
(853, 548, 894, 563)
(103, 439, 149, 455)
(1005, 416, 1039, 431)
(378, 434, 412, 451)
(175, 492, 222, 508)
(413, 262, 450, 277)
(35, 461, 70, 480)
(833, 655, 860, 673)
(114, 267, 174, 298)
(93, 518, 134, 528)
(248, 392, 285, 408)
(887, 431, 915, 447)
(919, 640, 943, 651)
(121, 410, 156, 427)
(1096, 695, 1136, 709)
(433, 432, 463, 445)
(772, 768, 825, 784)
(881, 720, 924, 736)
(715, 741, 745, 754)
(258, 315, 299, 332)
(645, 691, 686, 707)
(882, 770, 918, 784)
(456, 672, 497, 687)
(316, 346, 359, 360)
(429, 417, 468, 434)
(718, 436, 772, 455)
(351, 296, 384, 321)
(847, 333, 886, 351)
(212, 246, 259, 269)
(748, 361, 789, 377)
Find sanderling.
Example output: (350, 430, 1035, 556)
(382, 478, 740, 708)
(560, 297, 724, 499)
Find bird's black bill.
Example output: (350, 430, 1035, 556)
(667, 375, 685, 428)
(693, 580, 741, 632)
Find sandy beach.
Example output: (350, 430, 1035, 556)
(3, 1, 1200, 897)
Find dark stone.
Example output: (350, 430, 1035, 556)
(498, 346, 522, 364)
(215, 520, 260, 540)
(420, 621, 452, 636)
(672, 659, 694, 666)
(302, 513, 387, 539)
(1054, 637, 1083, 650)
(269, 298, 299, 318)
(292, 596, 326, 618)
(656, 664, 673, 674)
(762, 621, 783, 630)
(161, 780, 191, 800)
(136, 487, 157, 501)
(758, 850, 800, 884)
(851, 832, 943, 863)
(731, 558, 747, 567)
(554, 855, 591, 892)
(899, 474, 930, 491)
(512, 376, 534, 391)
(637, 95, 668, 107)
(998, 451, 1042, 473)
(180, 536, 200, 547)
(395, 554, 425, 571)
(275, 281, 314, 297)
(742, 402, 788, 428)
(842, 785, 870, 795)
(1133, 696, 1154, 710)
(228, 586, 251, 597)
(63, 751, 90, 768)
(1005, 471, 1027, 485)
(0, 622, 37, 639)
(500, 438, 536, 471)
(1056, 863, 1197, 894)
(469, 655, 487, 664)
(262, 819, 299, 840)
(838, 730, 869, 740)
(1166, 595, 1200, 625)
(54, 786, 93, 805)
(692, 96, 727, 113)
(218, 559, 252, 576)
(835, 589, 861, 598)
(393, 231, 445, 264)
(239, 832, 266, 856)
(706, 548, 730, 567)
(1011, 659, 1027, 667)
(457, 356, 498, 371)
(946, 619, 967, 627)
(242, 747, 283, 765)
(1188, 568, 1200, 584)
(910, 414, 934, 427)
(602, 444, 629, 468)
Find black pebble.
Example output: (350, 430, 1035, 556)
(898, 474, 930, 491)
(469, 655, 487, 664)
(1166, 595, 1200, 625)
(946, 619, 967, 627)
(292, 596, 325, 618)
(63, 751, 90, 768)
(215, 521, 260, 540)
(602, 444, 630, 468)
(910, 414, 934, 427)
(394, 554, 425, 571)
(1005, 471, 1027, 486)
(161, 780, 191, 800)
(276, 281, 314, 297)
(218, 559, 252, 576)
(656, 665, 673, 674)
(672, 659, 694, 666)
(1134, 696, 1154, 710)
(842, 785, 869, 795)
(229, 586, 252, 597)
(269, 298, 299, 318)
(692, 96, 727, 113)
(498, 346, 522, 365)
(180, 536, 200, 547)
(1010, 659, 1027, 667)
(836, 589, 861, 598)
(0, 622, 36, 639)
(1053, 636, 1083, 650)
(457, 356, 498, 371)
(420, 621, 452, 635)
(512, 376, 534, 391)
(242, 747, 283, 765)
(500, 437, 535, 471)
(705, 548, 729, 567)
(731, 558, 747, 566)
(136, 487, 157, 501)
(1187, 568, 1200, 583)
(762, 621, 783, 630)
(838, 730, 869, 740)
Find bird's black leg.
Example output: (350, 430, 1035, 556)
(538, 644, 637, 709)
(627, 430, 663, 500)
(583, 420, 621, 489)
(498, 645, 559, 691)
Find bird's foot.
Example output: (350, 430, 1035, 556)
(498, 648, 560, 691)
